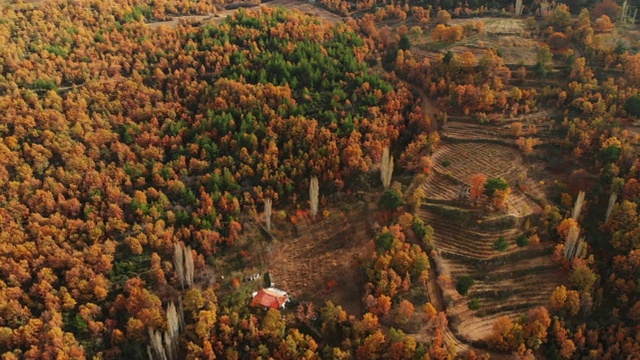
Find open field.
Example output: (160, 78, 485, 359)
(266, 201, 375, 316)
(408, 17, 539, 66)
(148, 0, 343, 28)
(267, 0, 343, 23)
(463, 17, 539, 66)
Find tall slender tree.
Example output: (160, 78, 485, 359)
(310, 176, 319, 219)
(174, 243, 185, 289)
(184, 246, 194, 288)
(572, 191, 585, 220)
(381, 147, 394, 189)
(166, 302, 180, 360)
(148, 328, 168, 360)
(264, 197, 272, 231)
(605, 193, 617, 224)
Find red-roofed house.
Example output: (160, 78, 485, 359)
(250, 288, 289, 309)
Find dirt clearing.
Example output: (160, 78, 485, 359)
(266, 201, 375, 316)
(266, 0, 343, 23)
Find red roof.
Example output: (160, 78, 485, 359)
(251, 288, 288, 309)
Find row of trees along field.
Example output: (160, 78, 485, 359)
(352, 0, 640, 357)
(0, 0, 441, 357)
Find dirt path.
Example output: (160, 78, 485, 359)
(403, 80, 440, 133)
(374, 56, 440, 132)
(425, 265, 473, 356)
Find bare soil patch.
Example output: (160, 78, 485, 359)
(480, 18, 526, 36)
(266, 201, 375, 316)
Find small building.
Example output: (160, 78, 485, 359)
(251, 288, 289, 309)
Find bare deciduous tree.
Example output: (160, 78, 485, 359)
(184, 246, 194, 288)
(515, 0, 523, 15)
(178, 296, 185, 330)
(563, 224, 579, 261)
(148, 302, 181, 360)
(572, 191, 585, 221)
(163, 331, 174, 360)
(174, 243, 185, 289)
(167, 302, 180, 353)
(310, 176, 319, 218)
(605, 192, 617, 224)
(381, 147, 394, 189)
(264, 197, 272, 231)
(175, 243, 195, 289)
(148, 328, 168, 360)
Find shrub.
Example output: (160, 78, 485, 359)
(468, 298, 481, 310)
(441, 160, 451, 167)
(484, 177, 509, 197)
(378, 188, 403, 210)
(414, 218, 435, 249)
(413, 217, 427, 238)
(456, 275, 475, 295)
(493, 236, 509, 252)
(516, 233, 529, 247)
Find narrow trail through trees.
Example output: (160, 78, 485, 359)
(373, 56, 440, 133)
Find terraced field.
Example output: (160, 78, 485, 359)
(426, 141, 554, 214)
(414, 141, 564, 344)
(431, 142, 522, 183)
(442, 115, 557, 145)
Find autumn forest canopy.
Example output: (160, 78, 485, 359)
(3, 0, 640, 358)
(0, 0, 430, 357)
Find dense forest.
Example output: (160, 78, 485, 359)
(2, 0, 640, 358)
(0, 0, 431, 358)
